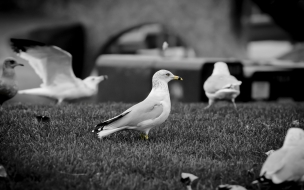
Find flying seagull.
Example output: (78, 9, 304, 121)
(203, 62, 242, 109)
(92, 70, 183, 140)
(0, 58, 24, 106)
(253, 128, 304, 185)
(10, 38, 108, 104)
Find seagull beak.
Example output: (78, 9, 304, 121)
(173, 75, 183, 81)
(16, 63, 24, 67)
(98, 75, 108, 82)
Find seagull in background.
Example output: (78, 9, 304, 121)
(92, 70, 183, 140)
(10, 38, 107, 104)
(253, 128, 304, 185)
(160, 41, 168, 57)
(0, 58, 23, 106)
(203, 62, 242, 109)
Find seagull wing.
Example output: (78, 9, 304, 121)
(272, 142, 304, 183)
(203, 75, 241, 94)
(93, 98, 163, 132)
(10, 38, 78, 87)
(260, 148, 288, 177)
(0, 79, 17, 101)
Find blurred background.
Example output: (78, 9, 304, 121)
(1, 0, 304, 104)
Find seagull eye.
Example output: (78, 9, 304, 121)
(92, 78, 95, 81)
(166, 73, 170, 76)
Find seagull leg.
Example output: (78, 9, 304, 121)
(140, 134, 149, 140)
(57, 99, 63, 105)
(204, 99, 214, 110)
(231, 99, 237, 110)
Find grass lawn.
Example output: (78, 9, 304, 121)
(1, 102, 304, 190)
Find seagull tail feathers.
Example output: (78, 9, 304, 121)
(97, 127, 128, 139)
(222, 81, 242, 90)
(92, 111, 131, 134)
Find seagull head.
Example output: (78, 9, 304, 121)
(180, 173, 198, 190)
(212, 62, 230, 76)
(83, 75, 108, 92)
(3, 58, 24, 69)
(83, 75, 108, 86)
(153, 70, 183, 83)
(283, 127, 304, 148)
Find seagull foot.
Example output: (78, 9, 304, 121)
(140, 134, 149, 140)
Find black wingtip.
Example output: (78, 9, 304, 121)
(92, 110, 131, 133)
(180, 177, 191, 186)
(92, 124, 105, 133)
(10, 38, 46, 53)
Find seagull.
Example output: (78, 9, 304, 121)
(217, 184, 247, 190)
(10, 38, 108, 104)
(0, 58, 24, 106)
(203, 62, 242, 109)
(180, 172, 199, 190)
(253, 128, 304, 185)
(92, 70, 183, 140)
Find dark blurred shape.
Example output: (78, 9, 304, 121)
(35, 115, 51, 123)
(251, 0, 304, 43)
(13, 23, 86, 78)
(247, 67, 304, 102)
(10, 38, 46, 53)
(291, 68, 304, 101)
(99, 23, 188, 55)
(0, 1, 19, 12)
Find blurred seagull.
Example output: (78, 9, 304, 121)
(180, 172, 199, 190)
(217, 184, 247, 190)
(10, 38, 108, 104)
(203, 62, 242, 109)
(92, 70, 183, 140)
(0, 58, 24, 106)
(0, 165, 7, 178)
(253, 128, 304, 185)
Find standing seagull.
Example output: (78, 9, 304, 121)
(203, 62, 242, 109)
(92, 70, 183, 140)
(253, 128, 304, 185)
(10, 38, 108, 104)
(0, 58, 24, 106)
